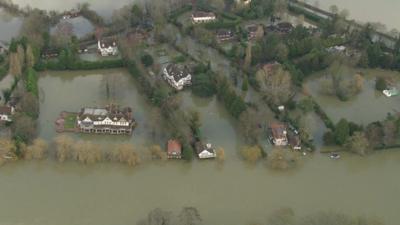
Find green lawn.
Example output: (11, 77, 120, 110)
(64, 113, 77, 129)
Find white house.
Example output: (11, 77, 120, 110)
(196, 143, 216, 159)
(162, 64, 192, 90)
(269, 123, 288, 146)
(191, 11, 216, 24)
(0, 106, 14, 122)
(77, 106, 135, 135)
(98, 39, 118, 56)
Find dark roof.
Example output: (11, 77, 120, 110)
(192, 11, 216, 18)
(165, 64, 191, 82)
(99, 38, 117, 48)
(277, 22, 294, 30)
(288, 134, 301, 147)
(78, 105, 133, 122)
(216, 29, 233, 37)
(0, 106, 12, 115)
(246, 24, 259, 33)
(195, 142, 215, 154)
(270, 123, 287, 140)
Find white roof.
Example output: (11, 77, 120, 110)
(83, 108, 108, 116)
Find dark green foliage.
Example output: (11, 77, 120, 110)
(348, 122, 363, 136)
(334, 118, 350, 145)
(182, 144, 194, 161)
(141, 54, 154, 67)
(203, 19, 238, 30)
(323, 131, 336, 145)
(313, 101, 335, 130)
(375, 77, 387, 91)
(26, 68, 38, 97)
(0, 65, 8, 80)
(192, 72, 216, 98)
(236, 0, 275, 19)
(173, 55, 186, 63)
(126, 60, 167, 107)
(216, 77, 247, 118)
(242, 75, 249, 91)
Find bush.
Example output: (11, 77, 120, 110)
(192, 72, 216, 97)
(26, 68, 38, 97)
(334, 119, 350, 145)
(375, 77, 387, 91)
(141, 54, 154, 67)
(182, 144, 193, 161)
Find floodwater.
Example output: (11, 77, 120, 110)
(0, 68, 399, 225)
(1, 150, 400, 225)
(12, 0, 134, 20)
(305, 68, 400, 125)
(50, 16, 94, 39)
(318, 0, 400, 31)
(0, 9, 22, 42)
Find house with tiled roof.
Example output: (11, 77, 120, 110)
(167, 139, 182, 159)
(268, 122, 288, 146)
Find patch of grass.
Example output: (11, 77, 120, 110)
(64, 113, 77, 129)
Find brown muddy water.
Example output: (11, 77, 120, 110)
(0, 69, 399, 225)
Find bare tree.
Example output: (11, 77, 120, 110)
(257, 66, 293, 106)
(240, 145, 262, 163)
(178, 207, 202, 225)
(54, 135, 74, 162)
(72, 140, 103, 164)
(24, 138, 48, 160)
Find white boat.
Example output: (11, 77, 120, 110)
(329, 153, 340, 160)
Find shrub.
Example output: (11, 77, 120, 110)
(141, 54, 154, 67)
(192, 72, 216, 97)
(375, 77, 387, 91)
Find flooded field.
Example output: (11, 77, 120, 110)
(305, 68, 400, 125)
